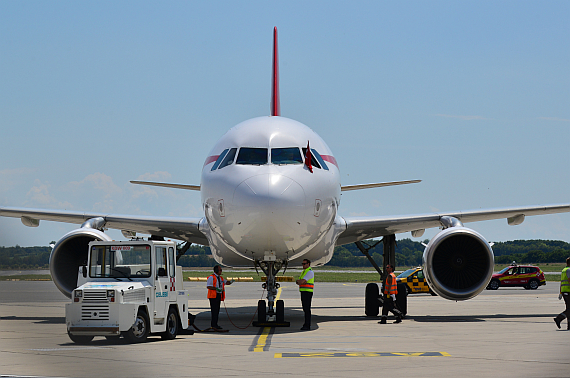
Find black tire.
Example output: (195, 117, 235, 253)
(257, 300, 266, 323)
(365, 283, 380, 317)
(68, 331, 93, 344)
(528, 279, 539, 290)
(405, 285, 411, 296)
(161, 307, 179, 340)
(125, 308, 150, 343)
(429, 288, 437, 296)
(488, 279, 500, 290)
(524, 285, 530, 290)
(276, 300, 285, 323)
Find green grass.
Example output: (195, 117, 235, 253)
(1, 264, 565, 283)
(0, 274, 51, 281)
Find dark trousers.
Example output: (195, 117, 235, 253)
(209, 294, 222, 327)
(301, 291, 313, 327)
(381, 296, 402, 319)
(558, 293, 570, 325)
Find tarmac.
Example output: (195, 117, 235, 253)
(1, 280, 569, 378)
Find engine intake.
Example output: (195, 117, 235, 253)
(49, 227, 112, 298)
(423, 227, 494, 300)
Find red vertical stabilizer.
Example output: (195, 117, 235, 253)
(271, 27, 280, 116)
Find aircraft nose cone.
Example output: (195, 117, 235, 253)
(232, 174, 306, 253)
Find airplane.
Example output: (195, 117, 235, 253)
(1, 27, 569, 324)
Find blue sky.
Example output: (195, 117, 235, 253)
(1, 1, 569, 247)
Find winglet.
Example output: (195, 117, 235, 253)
(271, 26, 280, 116)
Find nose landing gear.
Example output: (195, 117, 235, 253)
(253, 259, 290, 327)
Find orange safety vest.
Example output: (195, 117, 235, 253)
(207, 274, 225, 301)
(383, 272, 397, 296)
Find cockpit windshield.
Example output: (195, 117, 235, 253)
(210, 146, 330, 170)
(218, 148, 237, 169)
(302, 148, 321, 169)
(236, 148, 268, 165)
(271, 147, 303, 165)
(89, 244, 152, 279)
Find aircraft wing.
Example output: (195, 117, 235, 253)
(337, 203, 570, 246)
(0, 206, 208, 245)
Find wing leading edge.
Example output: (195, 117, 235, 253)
(337, 203, 570, 246)
(0, 207, 208, 245)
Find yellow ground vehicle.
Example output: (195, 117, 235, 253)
(396, 267, 436, 296)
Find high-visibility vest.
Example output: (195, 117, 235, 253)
(383, 272, 397, 296)
(207, 274, 225, 301)
(561, 267, 570, 293)
(298, 267, 314, 292)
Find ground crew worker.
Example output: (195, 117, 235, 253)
(296, 259, 314, 331)
(206, 265, 232, 330)
(379, 264, 403, 324)
(553, 257, 570, 330)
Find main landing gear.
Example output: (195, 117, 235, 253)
(358, 235, 408, 318)
(252, 259, 290, 327)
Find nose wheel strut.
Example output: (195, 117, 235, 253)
(253, 260, 290, 327)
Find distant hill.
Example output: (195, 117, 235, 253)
(1, 238, 569, 269)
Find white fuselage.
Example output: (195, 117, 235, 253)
(200, 116, 343, 267)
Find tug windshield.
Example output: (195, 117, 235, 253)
(89, 244, 152, 278)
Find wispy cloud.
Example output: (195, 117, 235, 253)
(434, 114, 491, 121)
(0, 168, 36, 193)
(25, 179, 73, 208)
(66, 173, 122, 199)
(130, 171, 174, 200)
(136, 171, 172, 181)
(349, 211, 370, 217)
(537, 117, 570, 122)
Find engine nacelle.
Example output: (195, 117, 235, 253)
(423, 227, 494, 301)
(49, 227, 112, 298)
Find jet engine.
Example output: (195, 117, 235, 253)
(423, 220, 494, 301)
(49, 218, 112, 298)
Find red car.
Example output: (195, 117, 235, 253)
(486, 264, 546, 290)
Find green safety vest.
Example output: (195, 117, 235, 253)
(299, 267, 314, 292)
(561, 267, 570, 293)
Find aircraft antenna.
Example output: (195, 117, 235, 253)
(271, 26, 280, 116)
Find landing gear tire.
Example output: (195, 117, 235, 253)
(529, 279, 539, 290)
(161, 307, 179, 340)
(365, 283, 380, 317)
(487, 279, 500, 290)
(257, 300, 266, 323)
(125, 309, 150, 343)
(276, 300, 285, 323)
(429, 288, 437, 296)
(68, 331, 93, 344)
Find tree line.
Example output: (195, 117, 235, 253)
(1, 239, 569, 269)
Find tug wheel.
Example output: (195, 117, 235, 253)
(125, 308, 150, 343)
(67, 331, 93, 344)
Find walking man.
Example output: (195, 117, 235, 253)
(206, 265, 232, 330)
(296, 259, 314, 331)
(554, 257, 570, 329)
(379, 264, 403, 324)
